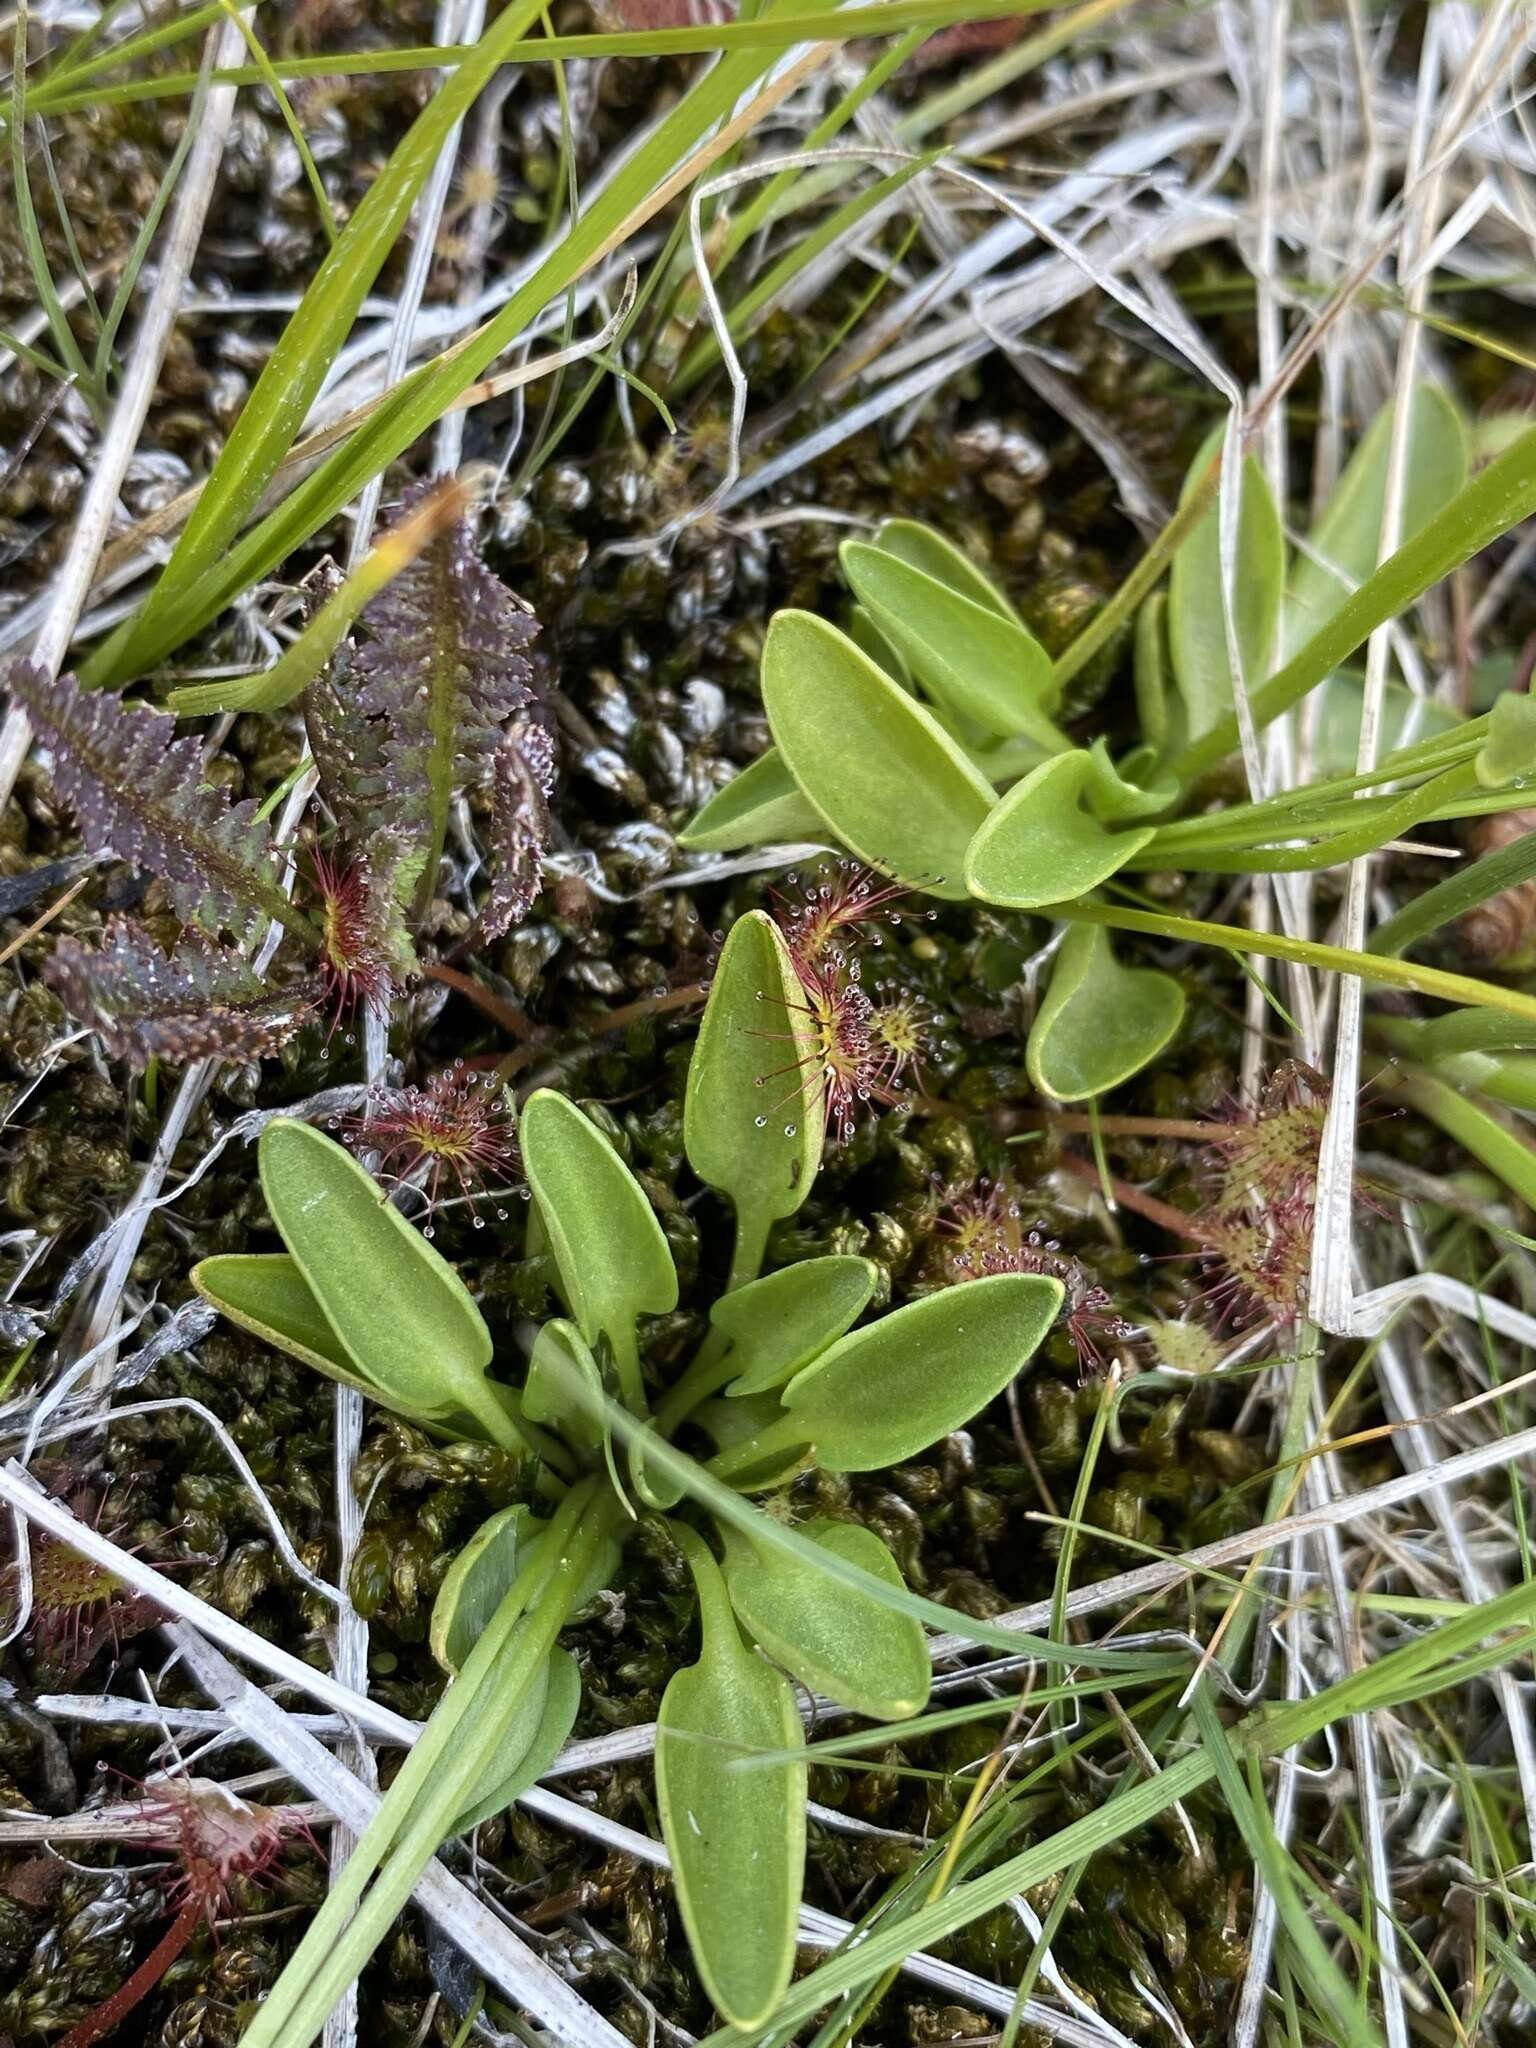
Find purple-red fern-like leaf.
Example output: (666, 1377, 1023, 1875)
(464, 721, 556, 947)
(9, 664, 289, 940)
(46, 918, 313, 1066)
(350, 482, 540, 917)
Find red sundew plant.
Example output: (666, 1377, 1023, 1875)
(933, 1180, 1137, 1374)
(57, 1778, 315, 2048)
(772, 860, 927, 977)
(308, 843, 393, 1032)
(347, 1065, 522, 1232)
(768, 864, 936, 1144)
(0, 1489, 169, 1685)
(1202, 1059, 1330, 1211)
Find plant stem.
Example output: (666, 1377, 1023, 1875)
(726, 1203, 772, 1294)
(57, 1895, 203, 2048)
(1047, 451, 1222, 699)
(1052, 898, 1536, 1027)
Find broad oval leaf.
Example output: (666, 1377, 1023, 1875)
(1167, 426, 1284, 742)
(870, 517, 1023, 624)
(519, 1090, 678, 1396)
(683, 911, 822, 1268)
(761, 610, 995, 900)
(964, 751, 1153, 910)
(1477, 692, 1536, 788)
(1027, 924, 1185, 1101)
(722, 1519, 930, 1720)
(840, 539, 1058, 740)
(657, 1529, 806, 2028)
(1284, 385, 1467, 658)
(782, 1273, 1063, 1471)
(430, 1504, 534, 1674)
(257, 1119, 503, 1429)
(678, 748, 827, 853)
(716, 1255, 878, 1397)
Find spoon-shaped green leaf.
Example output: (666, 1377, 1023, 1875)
(193, 1253, 396, 1402)
(684, 910, 823, 1291)
(780, 1273, 1063, 1471)
(656, 1523, 805, 2028)
(761, 609, 995, 900)
(1167, 425, 1284, 743)
(1026, 923, 1185, 1101)
(520, 1090, 677, 1411)
(869, 517, 1023, 624)
(448, 1643, 580, 1837)
(714, 1255, 877, 1396)
(964, 751, 1154, 909)
(255, 1120, 519, 1449)
(679, 747, 826, 853)
(721, 1519, 930, 1720)
(840, 539, 1059, 743)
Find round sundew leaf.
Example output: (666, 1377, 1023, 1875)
(1026, 923, 1186, 1102)
(520, 1090, 678, 1360)
(683, 911, 823, 1255)
(781, 1273, 1063, 1471)
(840, 540, 1057, 740)
(715, 1255, 878, 1397)
(761, 609, 995, 900)
(678, 747, 827, 853)
(1167, 425, 1285, 743)
(721, 1519, 930, 1721)
(256, 1119, 499, 1425)
(656, 1531, 806, 2028)
(447, 1644, 581, 1837)
(429, 1504, 534, 1675)
(870, 517, 1023, 624)
(964, 751, 1154, 910)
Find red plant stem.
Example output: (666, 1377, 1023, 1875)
(1056, 1150, 1216, 1245)
(422, 962, 541, 1041)
(1001, 1109, 1236, 1142)
(57, 1895, 203, 2048)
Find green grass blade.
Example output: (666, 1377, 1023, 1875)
(1171, 424, 1536, 785)
(1368, 827, 1536, 956)
(83, 4, 819, 686)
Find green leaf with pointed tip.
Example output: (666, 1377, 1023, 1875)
(448, 1643, 581, 1837)
(524, 1320, 605, 1451)
(192, 1254, 385, 1401)
(840, 539, 1058, 740)
(762, 610, 995, 900)
(684, 911, 822, 1288)
(1284, 386, 1467, 659)
(430, 1505, 534, 1674)
(255, 1120, 512, 1441)
(657, 1525, 805, 2029)
(716, 1256, 877, 1397)
(722, 1519, 930, 1720)
(1082, 739, 1176, 821)
(1477, 691, 1536, 787)
(782, 1273, 1063, 1471)
(871, 517, 1023, 623)
(520, 1090, 677, 1408)
(964, 751, 1154, 909)
(678, 748, 827, 853)
(1027, 923, 1185, 1101)
(1167, 426, 1284, 741)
